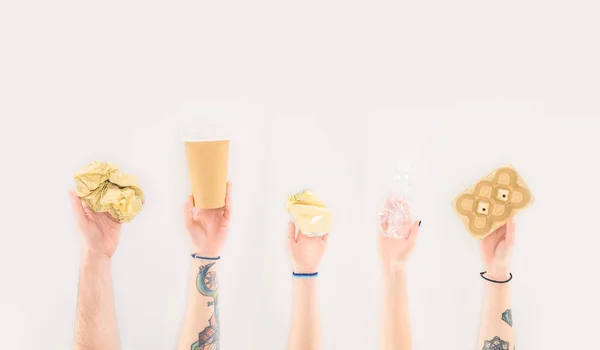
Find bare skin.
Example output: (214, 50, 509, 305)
(287, 222, 328, 350)
(477, 217, 516, 350)
(178, 182, 232, 350)
(379, 220, 421, 350)
(69, 191, 123, 350)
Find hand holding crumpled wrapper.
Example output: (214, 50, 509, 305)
(74, 161, 144, 223)
(286, 190, 332, 237)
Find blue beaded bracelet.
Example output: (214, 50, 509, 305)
(292, 272, 318, 278)
(191, 254, 221, 260)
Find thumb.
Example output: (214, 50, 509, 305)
(184, 195, 194, 223)
(505, 216, 516, 247)
(287, 222, 299, 243)
(407, 220, 421, 242)
(68, 191, 86, 224)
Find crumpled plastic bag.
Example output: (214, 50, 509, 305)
(286, 189, 332, 237)
(378, 163, 412, 239)
(378, 196, 412, 239)
(74, 161, 144, 223)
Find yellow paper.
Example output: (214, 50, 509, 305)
(286, 190, 332, 237)
(74, 161, 144, 223)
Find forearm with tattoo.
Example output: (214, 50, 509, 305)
(501, 309, 512, 327)
(191, 262, 220, 350)
(482, 336, 510, 350)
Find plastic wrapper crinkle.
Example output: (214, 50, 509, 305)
(378, 163, 413, 239)
(74, 161, 144, 223)
(286, 189, 332, 237)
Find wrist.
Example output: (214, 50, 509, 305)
(191, 255, 221, 266)
(292, 272, 319, 279)
(190, 256, 220, 275)
(191, 253, 221, 260)
(80, 248, 112, 264)
(292, 265, 319, 274)
(293, 276, 318, 288)
(484, 267, 511, 281)
(191, 246, 221, 259)
(381, 260, 407, 275)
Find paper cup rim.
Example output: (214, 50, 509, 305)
(183, 136, 231, 142)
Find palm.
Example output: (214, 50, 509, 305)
(481, 226, 505, 266)
(480, 218, 515, 272)
(184, 182, 232, 258)
(289, 239, 326, 272)
(69, 192, 121, 258)
(379, 235, 414, 262)
(287, 222, 328, 273)
(378, 220, 420, 264)
(187, 208, 229, 252)
(82, 209, 121, 256)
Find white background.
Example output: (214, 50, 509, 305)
(1, 1, 599, 349)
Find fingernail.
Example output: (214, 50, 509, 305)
(419, 221, 422, 227)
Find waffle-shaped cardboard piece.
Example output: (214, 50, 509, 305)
(453, 166, 533, 239)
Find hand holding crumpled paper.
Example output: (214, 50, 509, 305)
(74, 161, 144, 223)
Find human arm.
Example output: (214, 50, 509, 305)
(287, 222, 328, 350)
(178, 182, 231, 350)
(477, 217, 516, 350)
(69, 192, 122, 350)
(179, 257, 221, 350)
(379, 219, 420, 350)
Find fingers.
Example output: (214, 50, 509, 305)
(68, 191, 86, 224)
(184, 194, 194, 223)
(295, 229, 309, 243)
(484, 224, 505, 244)
(505, 216, 516, 247)
(407, 220, 421, 242)
(223, 181, 233, 220)
(489, 225, 503, 237)
(287, 222, 328, 247)
(287, 222, 297, 244)
(379, 217, 389, 233)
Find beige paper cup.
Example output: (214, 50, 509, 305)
(185, 138, 230, 209)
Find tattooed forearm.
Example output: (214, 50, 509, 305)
(191, 262, 220, 350)
(501, 309, 513, 327)
(482, 336, 510, 350)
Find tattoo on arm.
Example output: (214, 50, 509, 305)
(501, 309, 513, 327)
(482, 336, 510, 350)
(190, 262, 220, 350)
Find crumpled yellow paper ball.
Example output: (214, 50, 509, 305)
(74, 161, 144, 223)
(286, 189, 332, 237)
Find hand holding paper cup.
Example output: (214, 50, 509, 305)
(185, 137, 230, 209)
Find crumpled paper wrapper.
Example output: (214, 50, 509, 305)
(74, 161, 144, 223)
(286, 189, 332, 237)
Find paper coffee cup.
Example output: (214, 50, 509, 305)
(184, 137, 230, 209)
